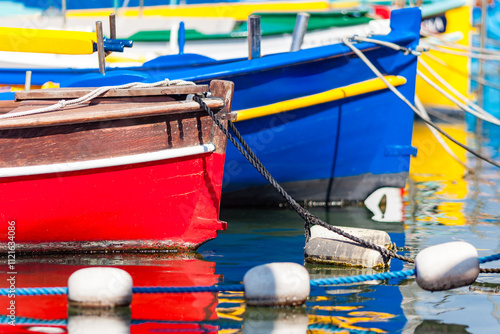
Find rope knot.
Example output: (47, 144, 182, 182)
(56, 100, 67, 109)
(400, 46, 410, 55)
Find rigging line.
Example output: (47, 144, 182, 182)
(342, 37, 500, 170)
(417, 69, 500, 125)
(424, 51, 500, 86)
(423, 52, 500, 91)
(420, 32, 500, 55)
(414, 95, 470, 171)
(422, 44, 500, 61)
(193, 95, 414, 264)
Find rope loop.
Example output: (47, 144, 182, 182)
(0, 78, 195, 121)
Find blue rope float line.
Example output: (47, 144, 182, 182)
(0, 253, 498, 296)
(0, 316, 239, 327)
(479, 253, 500, 264)
(0, 316, 66, 325)
(132, 284, 245, 294)
(0, 287, 68, 296)
(309, 269, 416, 287)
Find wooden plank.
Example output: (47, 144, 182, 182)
(15, 85, 209, 101)
(19, 95, 178, 106)
(209, 80, 234, 155)
(0, 97, 224, 130)
(0, 100, 20, 114)
(0, 112, 215, 168)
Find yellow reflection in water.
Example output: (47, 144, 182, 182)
(308, 312, 394, 333)
(408, 122, 468, 225)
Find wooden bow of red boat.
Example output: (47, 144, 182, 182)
(0, 80, 234, 253)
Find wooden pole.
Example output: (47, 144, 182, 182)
(96, 21, 106, 75)
(248, 15, 261, 60)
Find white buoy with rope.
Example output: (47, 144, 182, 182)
(415, 241, 480, 291)
(243, 262, 310, 307)
(68, 267, 133, 308)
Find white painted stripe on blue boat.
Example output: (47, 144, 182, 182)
(0, 143, 215, 178)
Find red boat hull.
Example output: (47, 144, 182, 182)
(0, 151, 226, 252)
(0, 80, 234, 253)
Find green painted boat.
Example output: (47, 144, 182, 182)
(128, 10, 372, 42)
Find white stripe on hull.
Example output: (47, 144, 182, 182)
(0, 143, 215, 178)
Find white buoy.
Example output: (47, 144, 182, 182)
(243, 262, 310, 307)
(415, 241, 480, 291)
(305, 225, 392, 268)
(68, 267, 133, 308)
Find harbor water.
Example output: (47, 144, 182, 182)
(0, 121, 499, 333)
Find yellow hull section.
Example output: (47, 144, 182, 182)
(416, 5, 473, 109)
(67, 1, 357, 20)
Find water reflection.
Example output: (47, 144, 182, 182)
(414, 320, 472, 333)
(401, 121, 500, 333)
(0, 253, 221, 333)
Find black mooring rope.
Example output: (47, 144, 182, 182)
(194, 95, 415, 264)
(480, 268, 500, 274)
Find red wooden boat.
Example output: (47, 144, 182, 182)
(0, 80, 234, 253)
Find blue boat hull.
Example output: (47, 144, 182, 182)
(0, 8, 421, 206)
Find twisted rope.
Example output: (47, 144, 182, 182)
(0, 287, 68, 296)
(132, 284, 244, 294)
(192, 95, 414, 264)
(342, 36, 500, 170)
(310, 269, 416, 286)
(0, 79, 195, 120)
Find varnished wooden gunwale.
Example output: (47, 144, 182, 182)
(0, 98, 224, 130)
(0, 80, 235, 169)
(0, 112, 215, 168)
(14, 85, 209, 101)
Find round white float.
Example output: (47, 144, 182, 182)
(68, 267, 133, 308)
(415, 241, 480, 291)
(243, 262, 310, 307)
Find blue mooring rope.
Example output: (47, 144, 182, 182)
(309, 269, 415, 286)
(479, 253, 500, 264)
(0, 254, 498, 296)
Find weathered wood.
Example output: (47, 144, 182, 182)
(209, 80, 234, 154)
(19, 95, 178, 106)
(0, 80, 232, 168)
(15, 85, 209, 101)
(0, 98, 224, 130)
(0, 100, 20, 114)
(0, 112, 214, 167)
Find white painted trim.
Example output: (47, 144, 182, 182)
(0, 143, 215, 178)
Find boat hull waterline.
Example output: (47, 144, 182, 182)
(0, 80, 234, 253)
